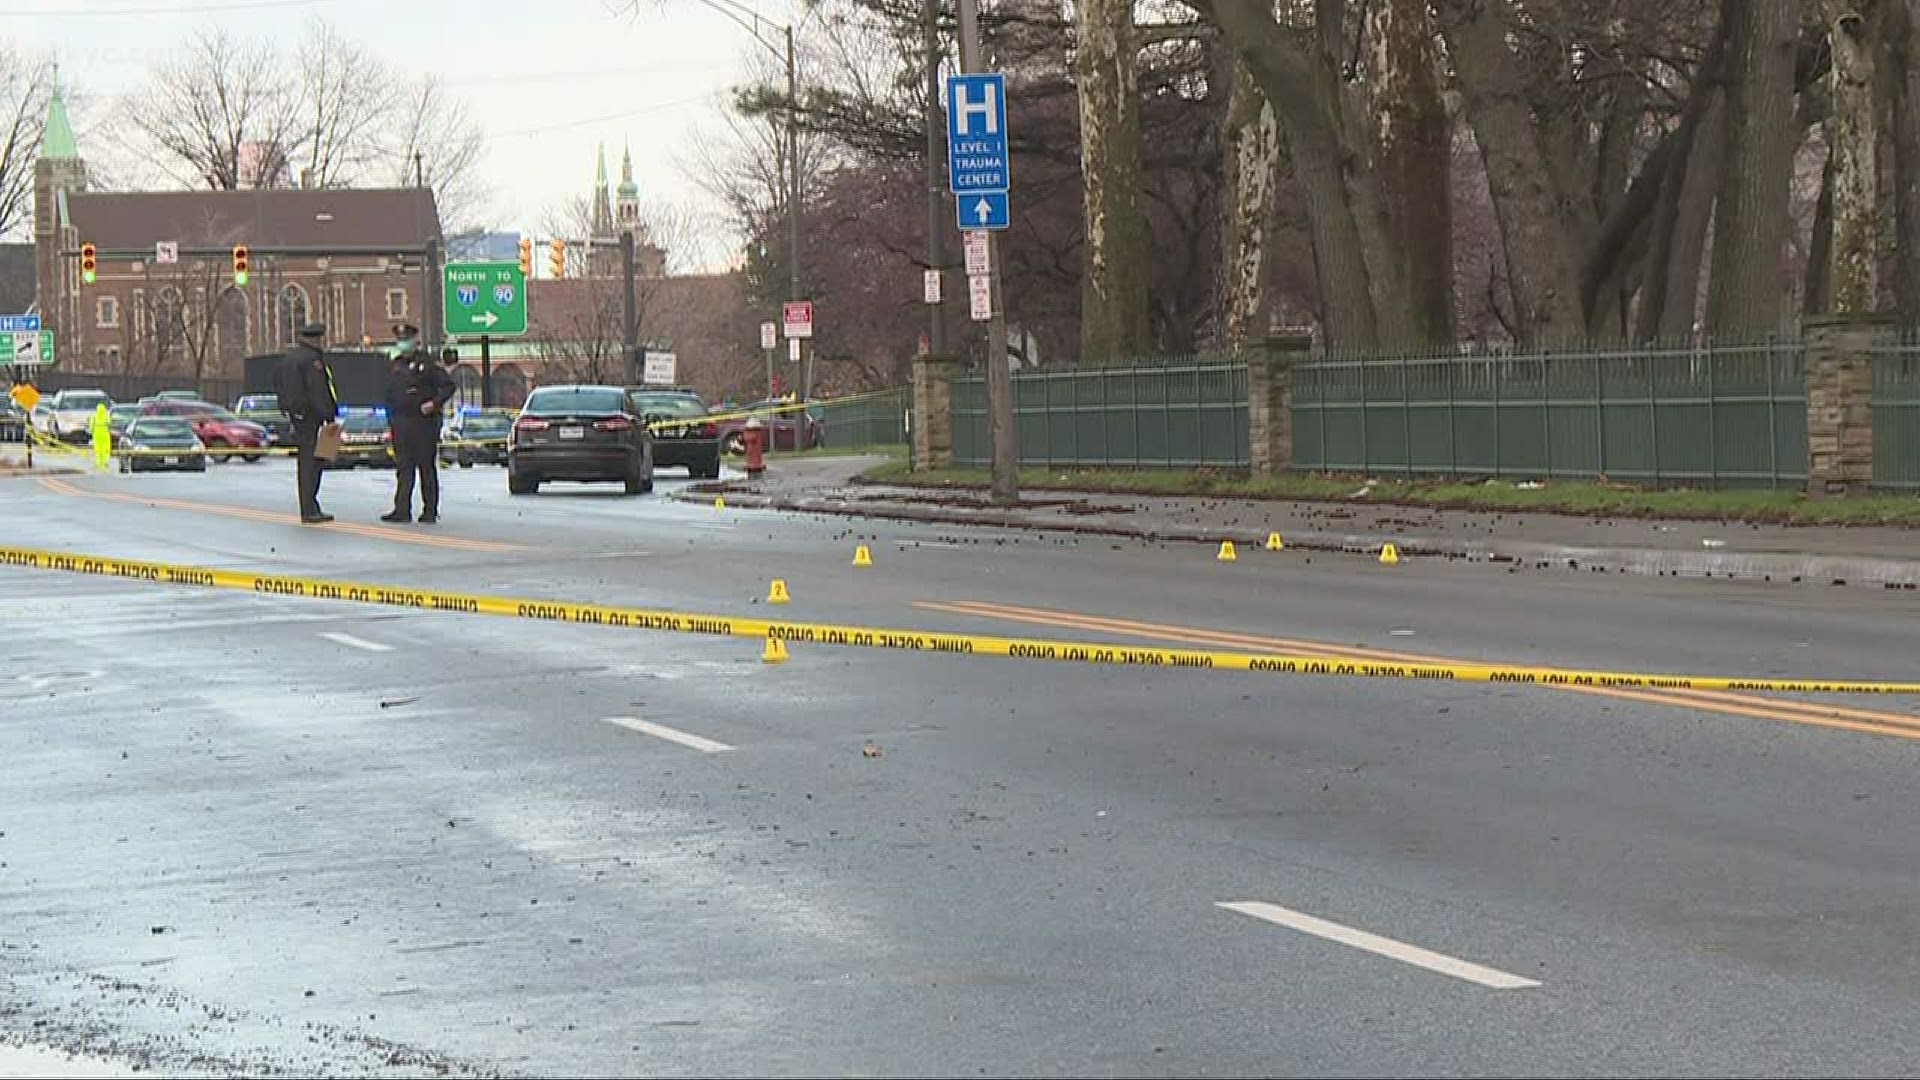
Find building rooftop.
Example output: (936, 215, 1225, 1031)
(63, 187, 441, 251)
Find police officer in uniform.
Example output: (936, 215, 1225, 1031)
(276, 323, 337, 523)
(381, 323, 455, 524)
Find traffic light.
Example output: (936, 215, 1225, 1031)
(517, 237, 532, 276)
(79, 243, 96, 285)
(231, 244, 250, 286)
(549, 239, 565, 279)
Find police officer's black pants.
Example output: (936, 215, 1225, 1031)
(292, 420, 325, 517)
(391, 426, 438, 517)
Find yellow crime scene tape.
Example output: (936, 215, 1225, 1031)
(2, 542, 1916, 696)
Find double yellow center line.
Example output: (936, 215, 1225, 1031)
(917, 599, 1920, 743)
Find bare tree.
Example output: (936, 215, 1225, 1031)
(293, 19, 397, 189)
(0, 46, 51, 241)
(383, 77, 489, 232)
(129, 28, 299, 190)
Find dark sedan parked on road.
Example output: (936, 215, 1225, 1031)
(440, 408, 515, 467)
(630, 387, 721, 479)
(508, 385, 653, 496)
(117, 417, 207, 473)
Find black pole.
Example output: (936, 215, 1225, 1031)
(924, 0, 946, 357)
(481, 334, 493, 408)
(622, 231, 638, 386)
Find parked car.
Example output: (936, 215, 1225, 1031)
(151, 390, 204, 403)
(629, 387, 722, 479)
(232, 393, 292, 446)
(34, 388, 111, 443)
(135, 400, 271, 462)
(440, 408, 515, 467)
(507, 385, 653, 496)
(0, 400, 26, 443)
(107, 403, 141, 441)
(117, 416, 207, 473)
(331, 408, 392, 469)
(714, 397, 825, 454)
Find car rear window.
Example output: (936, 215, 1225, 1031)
(523, 388, 627, 416)
(341, 412, 387, 433)
(465, 417, 511, 435)
(129, 419, 194, 438)
(634, 394, 708, 418)
(60, 392, 108, 409)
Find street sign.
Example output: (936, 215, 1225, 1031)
(0, 314, 40, 334)
(443, 262, 528, 337)
(155, 241, 178, 265)
(642, 352, 678, 386)
(964, 231, 991, 275)
(946, 73, 1009, 195)
(38, 329, 51, 364)
(968, 274, 992, 322)
(782, 300, 813, 339)
(958, 192, 1009, 231)
(760, 321, 778, 351)
(923, 269, 942, 305)
(12, 332, 37, 365)
(9, 383, 38, 412)
(788, 337, 802, 362)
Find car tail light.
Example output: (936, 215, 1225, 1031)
(594, 417, 632, 432)
(515, 418, 551, 432)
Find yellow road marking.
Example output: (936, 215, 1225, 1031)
(917, 598, 1920, 743)
(37, 477, 523, 554)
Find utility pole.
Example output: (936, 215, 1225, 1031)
(786, 24, 809, 402)
(924, 0, 946, 358)
(956, 0, 1018, 505)
(621, 231, 638, 386)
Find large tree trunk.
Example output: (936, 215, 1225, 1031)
(1705, 0, 1803, 337)
(1887, 0, 1920, 321)
(1202, 0, 1380, 347)
(1435, 0, 1589, 346)
(1219, 59, 1281, 352)
(1824, 0, 1883, 314)
(1074, 0, 1154, 363)
(1805, 149, 1837, 316)
(1365, 0, 1452, 346)
(1636, 86, 1729, 342)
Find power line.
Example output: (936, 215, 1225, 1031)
(0, 0, 334, 13)
(490, 93, 720, 139)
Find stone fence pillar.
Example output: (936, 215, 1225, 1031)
(1249, 333, 1312, 473)
(912, 355, 960, 471)
(1804, 313, 1891, 497)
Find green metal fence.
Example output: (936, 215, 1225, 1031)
(1873, 338, 1920, 490)
(953, 359, 1249, 468)
(816, 387, 909, 452)
(1292, 342, 1807, 487)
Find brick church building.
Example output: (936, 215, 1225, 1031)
(33, 84, 442, 379)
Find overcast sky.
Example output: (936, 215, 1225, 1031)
(13, 0, 799, 265)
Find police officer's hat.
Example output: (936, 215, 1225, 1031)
(297, 323, 327, 341)
(392, 322, 420, 339)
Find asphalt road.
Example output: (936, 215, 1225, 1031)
(6, 458, 1920, 1077)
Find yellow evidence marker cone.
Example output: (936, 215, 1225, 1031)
(714, 495, 726, 510)
(1217, 540, 1238, 562)
(767, 579, 792, 604)
(853, 544, 874, 568)
(1379, 543, 1401, 566)
(1265, 532, 1284, 551)
(762, 636, 789, 663)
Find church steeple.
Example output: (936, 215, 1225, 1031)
(590, 143, 613, 237)
(616, 142, 638, 232)
(41, 72, 79, 161)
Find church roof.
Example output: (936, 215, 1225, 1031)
(41, 85, 78, 161)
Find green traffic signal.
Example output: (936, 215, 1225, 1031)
(234, 270, 249, 286)
(82, 269, 95, 285)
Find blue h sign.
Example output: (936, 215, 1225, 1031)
(0, 314, 40, 334)
(946, 73, 1009, 195)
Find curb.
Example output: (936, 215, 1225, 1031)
(674, 485, 1920, 590)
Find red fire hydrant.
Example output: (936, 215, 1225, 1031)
(743, 417, 766, 476)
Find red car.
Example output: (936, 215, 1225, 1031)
(136, 400, 271, 463)
(714, 398, 826, 454)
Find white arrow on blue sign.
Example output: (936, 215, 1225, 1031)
(946, 73, 1009, 196)
(958, 191, 1010, 231)
(0, 314, 41, 334)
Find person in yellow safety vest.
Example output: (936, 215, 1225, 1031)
(90, 401, 111, 470)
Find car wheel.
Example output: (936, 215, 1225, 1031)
(696, 455, 722, 480)
(190, 461, 207, 472)
(460, 459, 473, 469)
(241, 453, 262, 463)
(508, 472, 538, 495)
(118, 457, 130, 474)
(204, 438, 228, 462)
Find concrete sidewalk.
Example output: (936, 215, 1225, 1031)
(0, 441, 84, 477)
(687, 455, 1920, 588)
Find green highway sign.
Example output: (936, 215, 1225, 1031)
(444, 261, 527, 337)
(39, 329, 52, 363)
